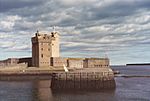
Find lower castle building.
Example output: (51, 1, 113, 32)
(51, 57, 109, 69)
(0, 57, 32, 68)
(0, 30, 110, 69)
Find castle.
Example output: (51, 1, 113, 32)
(0, 30, 110, 69)
(0, 30, 116, 90)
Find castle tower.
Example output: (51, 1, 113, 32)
(50, 32, 60, 57)
(31, 31, 60, 67)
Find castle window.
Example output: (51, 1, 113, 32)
(41, 54, 43, 58)
(41, 48, 43, 51)
(52, 33, 54, 37)
(48, 48, 50, 51)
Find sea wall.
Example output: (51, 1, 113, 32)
(0, 63, 27, 68)
(51, 72, 116, 90)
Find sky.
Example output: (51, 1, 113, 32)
(0, 0, 150, 65)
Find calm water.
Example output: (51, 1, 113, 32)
(0, 66, 150, 101)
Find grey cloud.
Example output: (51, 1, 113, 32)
(1, 0, 150, 64)
(75, 0, 150, 28)
(3, 0, 150, 31)
(0, 0, 48, 13)
(60, 29, 149, 52)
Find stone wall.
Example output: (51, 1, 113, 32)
(51, 71, 115, 90)
(0, 63, 27, 68)
(67, 58, 84, 69)
(84, 58, 109, 68)
(18, 57, 32, 67)
(50, 57, 110, 69)
(0, 57, 31, 68)
(50, 57, 67, 67)
(0, 58, 19, 67)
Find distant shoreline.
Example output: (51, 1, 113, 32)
(115, 74, 150, 78)
(126, 63, 150, 66)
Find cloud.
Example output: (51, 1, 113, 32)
(55, 0, 98, 6)
(0, 33, 14, 39)
(0, 0, 150, 64)
(10, 45, 30, 51)
(0, 15, 21, 31)
(0, 0, 47, 12)
(0, 41, 16, 48)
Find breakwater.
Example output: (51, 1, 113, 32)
(0, 69, 116, 90)
(51, 72, 116, 90)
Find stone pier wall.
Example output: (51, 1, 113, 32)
(51, 72, 116, 90)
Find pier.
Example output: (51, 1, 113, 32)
(51, 72, 116, 90)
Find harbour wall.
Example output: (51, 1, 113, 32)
(51, 72, 116, 90)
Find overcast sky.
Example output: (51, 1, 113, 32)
(0, 0, 150, 65)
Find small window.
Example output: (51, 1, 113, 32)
(41, 48, 43, 51)
(52, 33, 54, 37)
(48, 48, 50, 51)
(41, 54, 43, 58)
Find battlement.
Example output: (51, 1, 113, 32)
(68, 58, 84, 60)
(31, 31, 59, 43)
(85, 58, 109, 60)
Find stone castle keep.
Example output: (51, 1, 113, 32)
(0, 30, 110, 69)
(32, 31, 60, 67)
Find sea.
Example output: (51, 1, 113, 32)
(0, 65, 150, 101)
